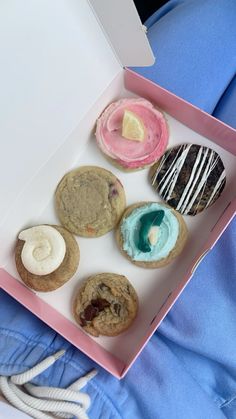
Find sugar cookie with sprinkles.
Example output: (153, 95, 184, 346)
(149, 144, 226, 215)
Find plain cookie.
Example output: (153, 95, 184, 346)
(55, 166, 126, 237)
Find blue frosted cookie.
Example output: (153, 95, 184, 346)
(116, 202, 188, 268)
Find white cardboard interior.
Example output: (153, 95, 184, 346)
(88, 0, 155, 66)
(0, 0, 152, 224)
(2, 71, 236, 364)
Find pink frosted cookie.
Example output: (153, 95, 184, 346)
(95, 98, 169, 171)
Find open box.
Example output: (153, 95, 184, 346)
(0, 0, 235, 379)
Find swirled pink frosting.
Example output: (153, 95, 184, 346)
(95, 98, 168, 169)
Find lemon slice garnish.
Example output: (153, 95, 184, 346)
(122, 110, 145, 142)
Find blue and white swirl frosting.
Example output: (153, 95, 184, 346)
(120, 203, 179, 262)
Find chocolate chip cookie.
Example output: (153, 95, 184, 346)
(55, 166, 126, 237)
(150, 144, 226, 215)
(73, 273, 138, 337)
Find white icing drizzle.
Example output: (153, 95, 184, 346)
(183, 149, 217, 214)
(177, 147, 210, 213)
(152, 144, 225, 214)
(19, 226, 66, 276)
(165, 144, 192, 200)
(193, 153, 220, 214)
(176, 146, 204, 211)
(155, 145, 185, 188)
(151, 150, 171, 185)
(206, 169, 226, 208)
(159, 144, 191, 199)
(192, 153, 223, 214)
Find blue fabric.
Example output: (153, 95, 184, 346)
(1, 1, 236, 418)
(132, 0, 236, 128)
(1, 219, 236, 418)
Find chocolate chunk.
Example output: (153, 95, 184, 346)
(83, 304, 99, 321)
(91, 298, 110, 311)
(80, 298, 110, 325)
(113, 303, 121, 316)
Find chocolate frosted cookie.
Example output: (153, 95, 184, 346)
(73, 273, 138, 337)
(150, 144, 226, 215)
(55, 166, 126, 237)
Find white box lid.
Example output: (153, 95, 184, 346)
(88, 0, 154, 67)
(0, 0, 154, 223)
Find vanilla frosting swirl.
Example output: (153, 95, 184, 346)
(18, 225, 66, 275)
(96, 98, 168, 169)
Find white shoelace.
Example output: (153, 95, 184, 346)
(0, 350, 97, 419)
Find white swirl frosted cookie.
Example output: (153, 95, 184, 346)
(15, 225, 80, 291)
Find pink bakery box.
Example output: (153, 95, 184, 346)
(0, 1, 235, 379)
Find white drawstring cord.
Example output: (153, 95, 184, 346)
(0, 350, 97, 419)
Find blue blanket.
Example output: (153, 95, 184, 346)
(133, 0, 236, 129)
(1, 1, 236, 418)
